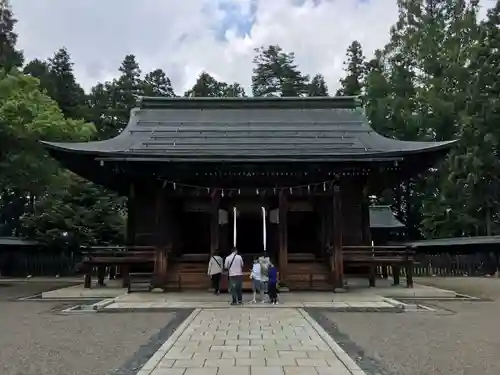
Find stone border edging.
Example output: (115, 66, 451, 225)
(136, 308, 201, 375)
(299, 308, 367, 375)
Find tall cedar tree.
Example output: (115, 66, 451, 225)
(336, 41, 365, 97)
(184, 72, 245, 97)
(143, 69, 176, 97)
(252, 45, 308, 97)
(47, 48, 87, 120)
(307, 74, 328, 96)
(0, 0, 23, 72)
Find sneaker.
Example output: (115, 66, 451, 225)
(251, 300, 256, 304)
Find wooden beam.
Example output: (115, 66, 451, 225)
(278, 191, 288, 282)
(210, 191, 220, 255)
(332, 184, 344, 290)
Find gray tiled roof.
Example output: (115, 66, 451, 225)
(43, 97, 456, 162)
(369, 205, 404, 229)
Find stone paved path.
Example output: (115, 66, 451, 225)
(137, 308, 366, 375)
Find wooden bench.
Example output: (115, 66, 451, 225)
(128, 272, 154, 293)
(343, 245, 415, 288)
(78, 246, 155, 288)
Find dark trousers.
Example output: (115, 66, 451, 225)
(229, 275, 243, 303)
(211, 273, 221, 294)
(268, 282, 278, 302)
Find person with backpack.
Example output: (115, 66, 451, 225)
(207, 250, 223, 295)
(224, 247, 244, 305)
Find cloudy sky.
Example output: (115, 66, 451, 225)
(11, 0, 496, 95)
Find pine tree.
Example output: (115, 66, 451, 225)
(252, 45, 308, 97)
(0, 0, 23, 72)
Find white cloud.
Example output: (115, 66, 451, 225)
(11, 0, 497, 95)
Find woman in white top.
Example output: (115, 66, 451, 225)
(207, 251, 223, 295)
(250, 256, 264, 303)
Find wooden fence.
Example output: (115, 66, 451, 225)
(377, 252, 498, 278)
(0, 247, 498, 278)
(0, 248, 81, 277)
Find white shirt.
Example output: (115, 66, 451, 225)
(207, 255, 223, 275)
(250, 263, 261, 281)
(224, 252, 244, 277)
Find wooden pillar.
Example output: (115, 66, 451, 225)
(332, 184, 344, 290)
(361, 184, 371, 245)
(278, 191, 288, 282)
(153, 186, 169, 289)
(210, 191, 220, 255)
(126, 183, 136, 246)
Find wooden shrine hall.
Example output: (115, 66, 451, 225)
(43, 96, 455, 291)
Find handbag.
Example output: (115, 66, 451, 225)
(225, 254, 237, 291)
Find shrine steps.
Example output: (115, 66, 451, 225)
(285, 259, 333, 291)
(162, 253, 333, 291)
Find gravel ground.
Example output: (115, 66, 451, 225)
(0, 281, 188, 375)
(317, 277, 500, 375)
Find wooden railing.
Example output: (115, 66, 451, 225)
(79, 245, 156, 288)
(343, 245, 415, 287)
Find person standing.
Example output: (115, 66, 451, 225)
(250, 257, 263, 303)
(258, 253, 270, 302)
(224, 247, 244, 305)
(268, 262, 279, 305)
(207, 250, 223, 295)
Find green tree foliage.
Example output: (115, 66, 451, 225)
(252, 45, 309, 97)
(0, 71, 94, 236)
(23, 173, 125, 246)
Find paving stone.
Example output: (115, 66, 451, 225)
(283, 366, 316, 375)
(172, 359, 205, 368)
(164, 351, 195, 360)
(183, 368, 218, 375)
(150, 368, 186, 375)
(156, 358, 175, 368)
(217, 366, 250, 375)
(295, 358, 329, 367)
(209, 345, 237, 352)
(315, 366, 352, 375)
(250, 365, 284, 375)
(203, 358, 236, 367)
(238, 345, 264, 351)
(265, 357, 298, 366)
(236, 358, 266, 366)
(277, 351, 308, 359)
(193, 352, 223, 359)
(250, 350, 279, 358)
(222, 351, 251, 358)
(306, 351, 339, 360)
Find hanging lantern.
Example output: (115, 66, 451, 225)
(307, 185, 311, 194)
(256, 189, 259, 195)
(173, 182, 176, 190)
(221, 190, 224, 197)
(323, 182, 326, 191)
